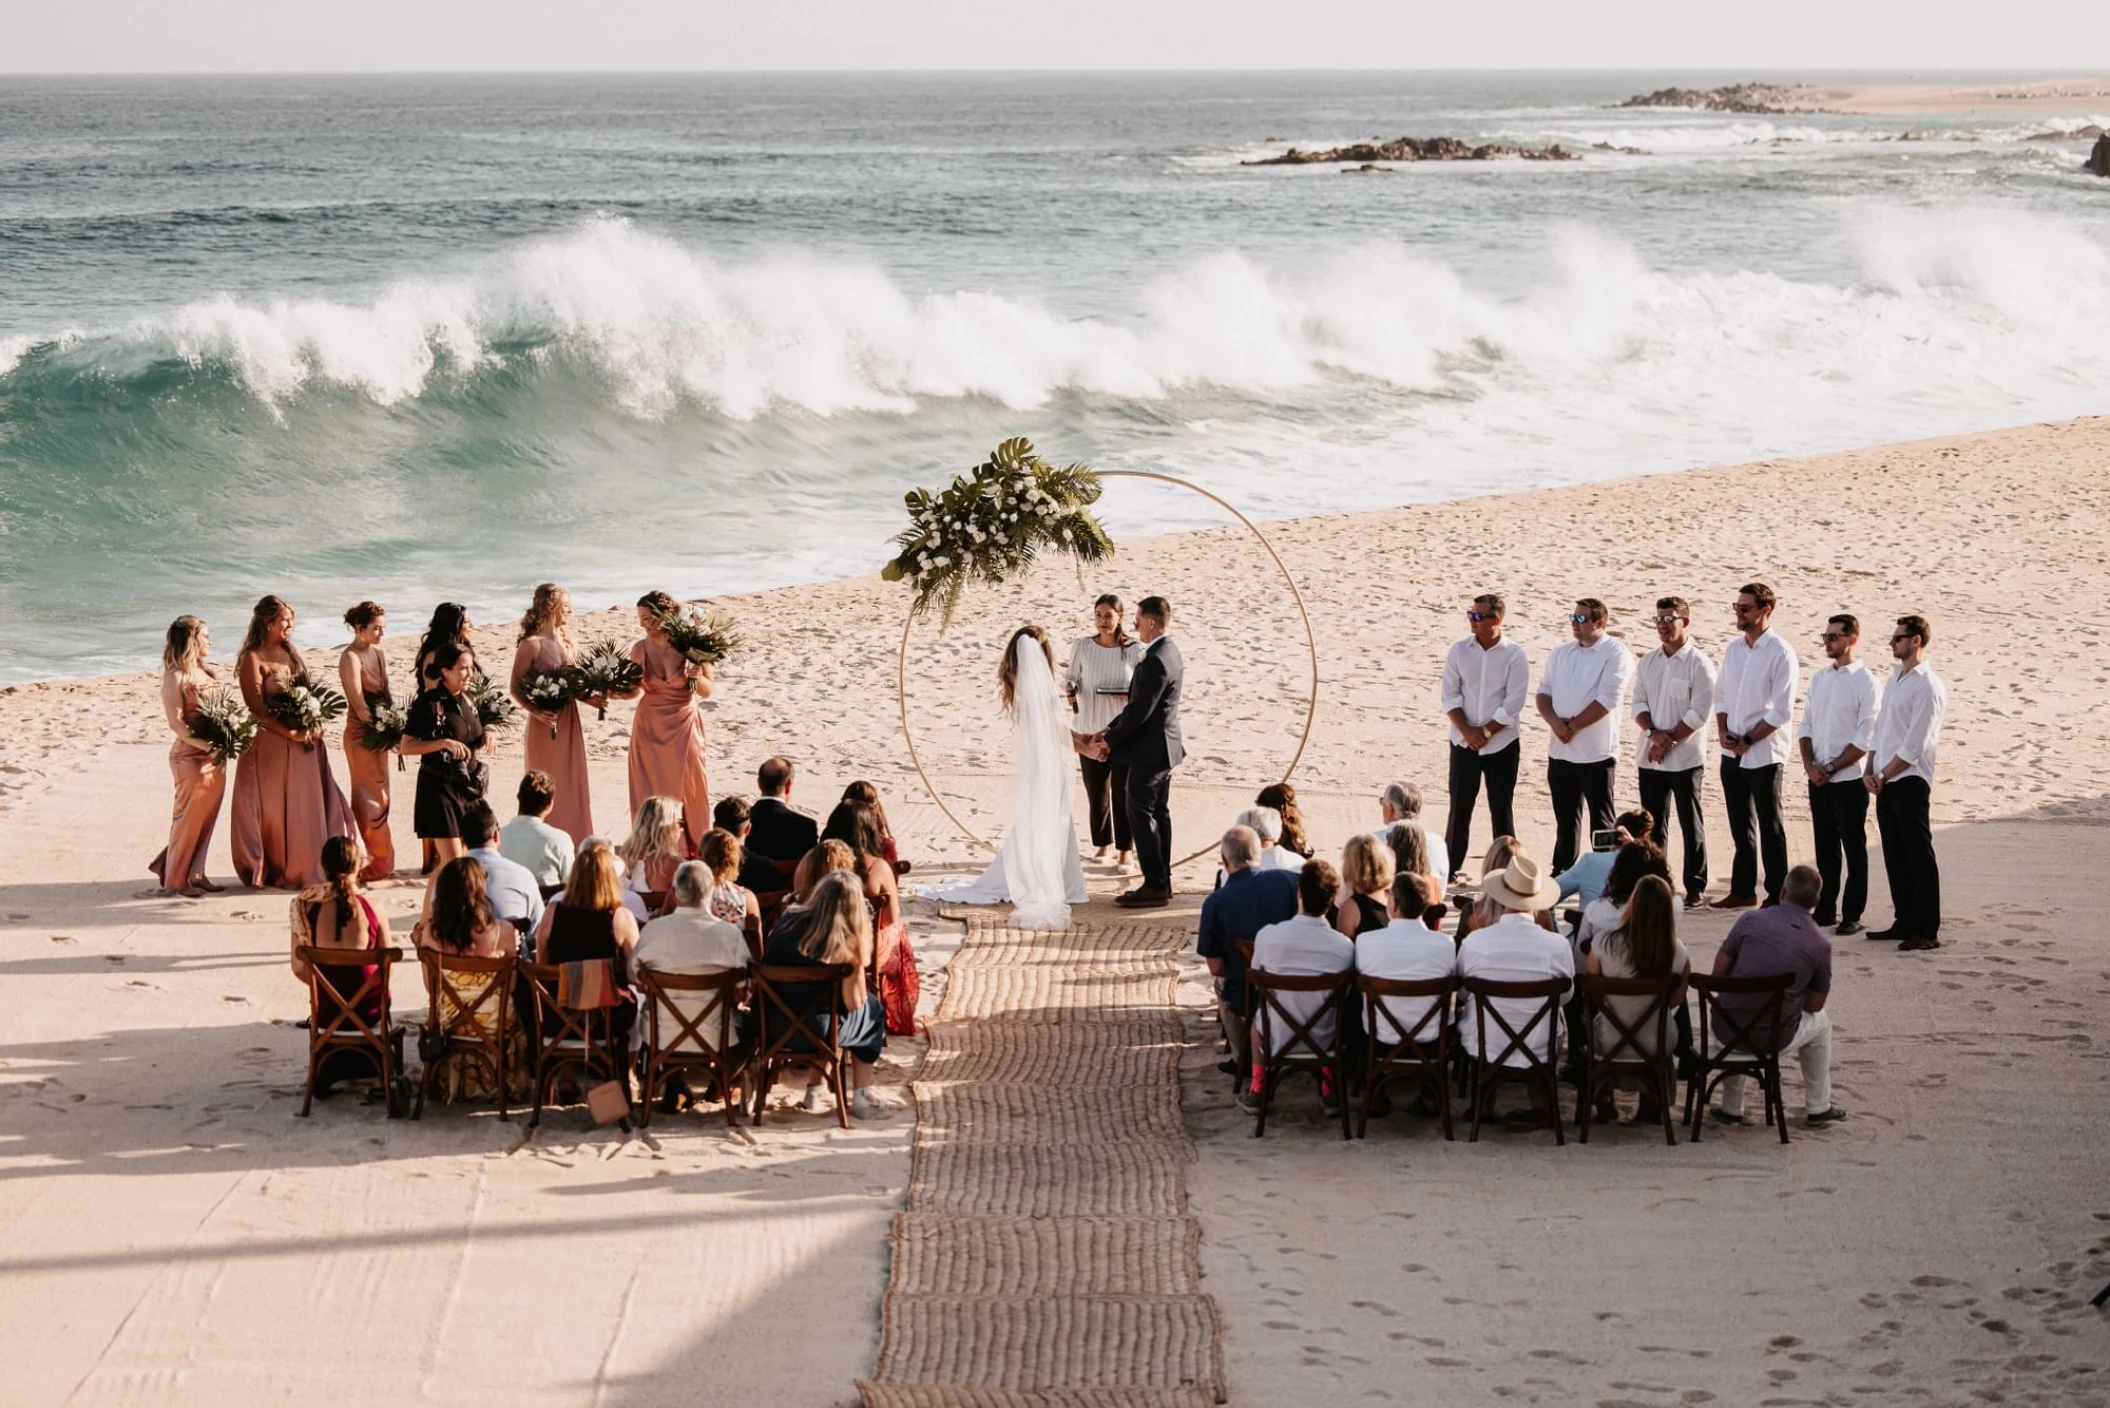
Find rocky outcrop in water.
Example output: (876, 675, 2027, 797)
(2087, 134, 2110, 177)
(1617, 83, 1814, 114)
(1244, 136, 1578, 166)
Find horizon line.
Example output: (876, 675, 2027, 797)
(5, 65, 2110, 78)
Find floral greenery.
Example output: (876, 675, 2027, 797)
(881, 436, 1115, 626)
(264, 683, 348, 753)
(188, 688, 259, 767)
(466, 672, 517, 732)
(572, 642, 643, 721)
(356, 697, 408, 752)
(520, 669, 575, 739)
(653, 603, 741, 665)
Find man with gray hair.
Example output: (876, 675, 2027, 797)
(1711, 863, 1845, 1126)
(633, 861, 751, 1112)
(1235, 806, 1305, 873)
(1197, 825, 1300, 1094)
(1378, 780, 1450, 886)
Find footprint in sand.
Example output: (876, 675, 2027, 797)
(50, 935, 75, 944)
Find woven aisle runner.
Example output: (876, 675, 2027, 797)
(857, 917, 1226, 1408)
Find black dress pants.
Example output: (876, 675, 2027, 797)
(1719, 760, 1788, 902)
(1444, 743, 1519, 878)
(1876, 776, 1940, 937)
(1078, 752, 1132, 851)
(1546, 757, 1616, 875)
(1126, 765, 1173, 891)
(1638, 765, 1709, 899)
(1808, 778, 1871, 925)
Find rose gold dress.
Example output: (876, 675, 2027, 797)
(149, 673, 226, 892)
(627, 637, 710, 850)
(231, 662, 355, 889)
(340, 649, 396, 881)
(519, 635, 593, 845)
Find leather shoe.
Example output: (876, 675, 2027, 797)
(1806, 1105, 1849, 1125)
(1834, 919, 1864, 936)
(1684, 893, 1706, 910)
(1707, 893, 1759, 911)
(1115, 886, 1171, 909)
(1862, 926, 1898, 942)
(1898, 934, 1942, 951)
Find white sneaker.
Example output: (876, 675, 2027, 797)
(851, 1088, 900, 1120)
(802, 1085, 831, 1114)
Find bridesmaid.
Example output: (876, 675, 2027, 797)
(510, 583, 596, 845)
(628, 590, 712, 850)
(413, 602, 477, 872)
(149, 615, 228, 897)
(337, 601, 396, 882)
(230, 595, 354, 889)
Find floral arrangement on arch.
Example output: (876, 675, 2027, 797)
(881, 437, 1115, 626)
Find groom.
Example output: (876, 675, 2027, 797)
(1091, 596, 1184, 908)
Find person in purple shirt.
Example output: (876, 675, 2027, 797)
(1711, 864, 1846, 1126)
(1197, 826, 1299, 1088)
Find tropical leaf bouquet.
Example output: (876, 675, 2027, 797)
(188, 688, 259, 768)
(572, 642, 643, 720)
(881, 436, 1114, 626)
(653, 602, 741, 667)
(265, 683, 348, 753)
(520, 669, 577, 739)
(356, 696, 409, 771)
(467, 672, 517, 732)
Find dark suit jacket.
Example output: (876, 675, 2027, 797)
(1196, 866, 1299, 1014)
(746, 797, 819, 865)
(1102, 636, 1184, 774)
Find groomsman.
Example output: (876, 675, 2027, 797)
(1631, 596, 1716, 908)
(1712, 583, 1799, 909)
(1440, 593, 1529, 884)
(1797, 614, 1881, 935)
(1867, 615, 1946, 952)
(1535, 597, 1633, 874)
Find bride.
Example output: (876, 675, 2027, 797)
(921, 625, 1088, 930)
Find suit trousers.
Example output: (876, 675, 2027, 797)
(1546, 757, 1617, 875)
(1807, 778, 1871, 925)
(1078, 751, 1132, 851)
(1875, 776, 1940, 937)
(1444, 742, 1520, 878)
(1126, 765, 1174, 891)
(1638, 765, 1710, 900)
(1719, 759, 1788, 902)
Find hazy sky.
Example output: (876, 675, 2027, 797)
(6, 1, 2106, 73)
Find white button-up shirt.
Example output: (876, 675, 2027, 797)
(1717, 630, 1800, 770)
(1631, 640, 1717, 773)
(1356, 919, 1457, 1045)
(1251, 913, 1355, 1054)
(1441, 636, 1529, 754)
(1457, 913, 1574, 1064)
(1537, 636, 1633, 764)
(1798, 660, 1881, 783)
(1871, 663, 1945, 785)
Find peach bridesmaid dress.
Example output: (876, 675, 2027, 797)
(231, 664, 355, 889)
(627, 637, 710, 850)
(149, 672, 227, 892)
(520, 635, 593, 844)
(341, 650, 396, 881)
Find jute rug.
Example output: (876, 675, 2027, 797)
(857, 916, 1226, 1408)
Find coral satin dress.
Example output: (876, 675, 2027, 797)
(520, 635, 593, 845)
(340, 650, 396, 880)
(626, 637, 710, 850)
(149, 673, 227, 892)
(231, 662, 355, 890)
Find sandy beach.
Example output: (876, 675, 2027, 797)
(3, 416, 2108, 1404)
(1807, 77, 2110, 114)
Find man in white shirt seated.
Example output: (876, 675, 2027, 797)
(1245, 859, 1356, 1115)
(1356, 873, 1457, 1114)
(498, 769, 576, 889)
(1377, 781, 1450, 888)
(634, 861, 751, 1112)
(1457, 852, 1573, 1130)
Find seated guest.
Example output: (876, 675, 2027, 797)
(456, 800, 544, 935)
(794, 838, 858, 902)
(620, 795, 688, 900)
(697, 827, 765, 934)
(1378, 781, 1450, 891)
(499, 769, 575, 888)
(533, 843, 642, 1015)
(840, 780, 902, 868)
(1556, 807, 1655, 909)
(1457, 852, 1572, 1129)
(1247, 859, 1356, 1112)
(1574, 839, 1671, 963)
(763, 869, 899, 1119)
(288, 836, 389, 1095)
(1457, 834, 1529, 942)
(1239, 807, 1306, 873)
(1255, 782, 1314, 858)
(713, 795, 791, 895)
(1584, 873, 1689, 1122)
(795, 802, 917, 1035)
(415, 855, 524, 1104)
(1712, 864, 1845, 1126)
(1196, 826, 1300, 1085)
(1383, 818, 1434, 892)
(1334, 832, 1396, 939)
(1356, 872, 1458, 1109)
(747, 755, 820, 864)
(636, 860, 751, 1107)
(548, 836, 652, 925)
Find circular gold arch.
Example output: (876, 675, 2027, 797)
(896, 468, 1319, 867)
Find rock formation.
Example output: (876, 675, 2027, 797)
(1244, 136, 1578, 166)
(1617, 83, 1815, 114)
(2087, 133, 2110, 177)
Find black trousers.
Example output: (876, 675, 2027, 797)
(1126, 765, 1173, 891)
(1078, 752, 1132, 851)
(1876, 776, 1940, 937)
(1444, 743, 1519, 878)
(1638, 765, 1709, 899)
(1719, 760, 1788, 902)
(1546, 758, 1616, 875)
(1808, 778, 1871, 925)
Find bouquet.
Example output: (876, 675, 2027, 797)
(264, 682, 347, 753)
(467, 671, 518, 733)
(653, 602, 741, 667)
(356, 695, 409, 772)
(572, 641, 642, 720)
(187, 688, 258, 768)
(520, 669, 577, 739)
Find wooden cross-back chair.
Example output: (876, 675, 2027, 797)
(1461, 976, 1570, 1145)
(295, 943, 408, 1118)
(1576, 972, 1684, 1146)
(749, 962, 856, 1129)
(1356, 973, 1458, 1141)
(636, 967, 749, 1129)
(520, 960, 633, 1131)
(1684, 970, 1793, 1145)
(638, 889, 671, 919)
(1246, 967, 1355, 1141)
(413, 949, 517, 1122)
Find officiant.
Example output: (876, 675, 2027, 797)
(1063, 594, 1146, 872)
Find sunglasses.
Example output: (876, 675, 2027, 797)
(1467, 611, 1497, 623)
(1821, 631, 1849, 641)
(1654, 615, 1686, 626)
(1890, 633, 1913, 643)
(1570, 613, 1597, 625)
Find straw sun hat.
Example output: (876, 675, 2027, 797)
(1482, 853, 1559, 911)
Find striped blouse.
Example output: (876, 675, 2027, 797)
(1063, 636, 1147, 735)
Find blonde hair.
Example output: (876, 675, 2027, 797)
(1482, 835, 1521, 877)
(518, 583, 574, 648)
(562, 843, 624, 913)
(813, 838, 857, 879)
(699, 827, 743, 886)
(796, 869, 872, 968)
(620, 797, 686, 877)
(162, 615, 215, 679)
(1341, 832, 1396, 896)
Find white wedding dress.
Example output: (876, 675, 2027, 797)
(921, 634, 1088, 930)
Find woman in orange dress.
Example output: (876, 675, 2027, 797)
(627, 590, 712, 850)
(510, 583, 595, 845)
(230, 595, 354, 890)
(150, 615, 229, 897)
(337, 601, 396, 881)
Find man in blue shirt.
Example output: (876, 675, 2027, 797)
(1197, 826, 1299, 1089)
(461, 800, 545, 952)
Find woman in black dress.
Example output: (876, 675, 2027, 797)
(401, 643, 486, 868)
